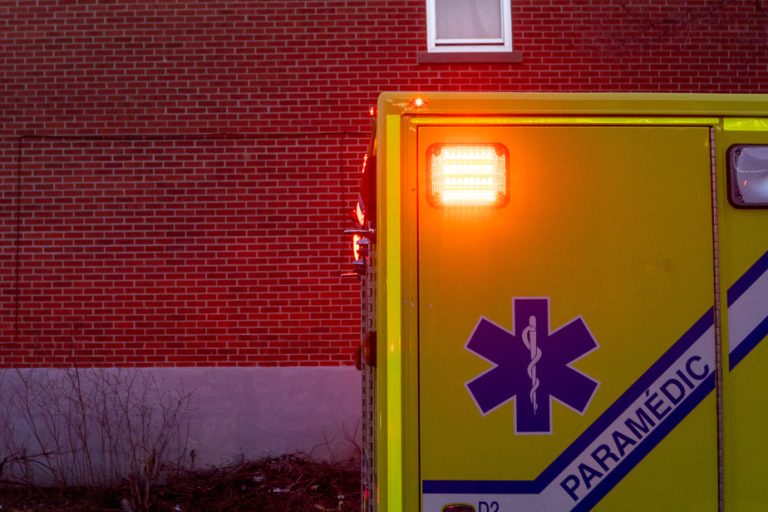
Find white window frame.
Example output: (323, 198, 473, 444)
(426, 0, 512, 53)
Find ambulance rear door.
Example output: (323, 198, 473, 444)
(412, 120, 718, 511)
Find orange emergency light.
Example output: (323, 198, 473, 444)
(427, 143, 509, 207)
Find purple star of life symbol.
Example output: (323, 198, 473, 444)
(466, 298, 600, 434)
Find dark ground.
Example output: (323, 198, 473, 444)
(0, 455, 360, 512)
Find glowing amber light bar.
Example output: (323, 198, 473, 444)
(428, 144, 509, 206)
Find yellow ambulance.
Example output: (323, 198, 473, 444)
(350, 93, 768, 512)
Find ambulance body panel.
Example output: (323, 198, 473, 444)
(357, 93, 768, 512)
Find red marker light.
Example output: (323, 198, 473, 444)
(353, 234, 362, 261)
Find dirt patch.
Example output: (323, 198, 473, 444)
(0, 455, 360, 512)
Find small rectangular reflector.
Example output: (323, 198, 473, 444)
(428, 144, 509, 207)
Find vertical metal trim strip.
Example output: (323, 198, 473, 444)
(709, 126, 725, 512)
(361, 247, 377, 512)
(384, 114, 403, 511)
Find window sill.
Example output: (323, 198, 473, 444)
(417, 51, 523, 64)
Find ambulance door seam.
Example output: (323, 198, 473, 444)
(709, 126, 725, 512)
(415, 123, 423, 512)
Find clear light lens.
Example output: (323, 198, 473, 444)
(429, 144, 508, 206)
(730, 145, 768, 207)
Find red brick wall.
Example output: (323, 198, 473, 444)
(3, 0, 768, 366)
(6, 136, 356, 366)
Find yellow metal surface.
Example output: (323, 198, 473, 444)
(723, 118, 768, 131)
(376, 114, 404, 512)
(411, 116, 719, 126)
(717, 128, 768, 512)
(372, 93, 768, 512)
(378, 92, 768, 118)
(416, 124, 716, 510)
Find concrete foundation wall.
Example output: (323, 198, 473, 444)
(0, 366, 360, 484)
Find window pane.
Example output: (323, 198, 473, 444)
(435, 0, 503, 41)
